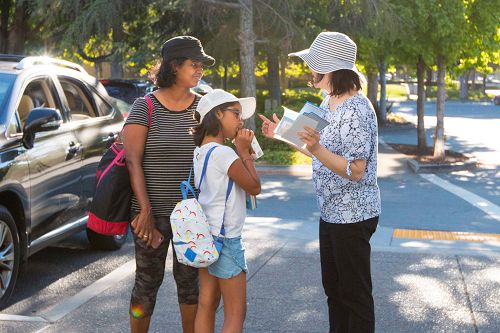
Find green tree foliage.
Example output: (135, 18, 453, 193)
(392, 0, 435, 153)
(456, 0, 500, 98)
(328, 0, 402, 124)
(419, 1, 467, 160)
(29, 0, 193, 77)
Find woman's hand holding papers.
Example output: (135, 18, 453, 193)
(298, 126, 321, 153)
(258, 114, 280, 139)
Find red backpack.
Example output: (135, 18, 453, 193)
(87, 95, 153, 235)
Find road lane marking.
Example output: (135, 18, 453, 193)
(0, 313, 48, 322)
(420, 173, 500, 222)
(41, 259, 135, 323)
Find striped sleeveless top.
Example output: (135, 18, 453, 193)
(125, 93, 200, 216)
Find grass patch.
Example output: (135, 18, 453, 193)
(383, 84, 408, 99)
(258, 149, 312, 165)
(386, 112, 411, 125)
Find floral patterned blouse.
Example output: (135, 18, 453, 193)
(312, 92, 381, 224)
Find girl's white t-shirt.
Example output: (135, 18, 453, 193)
(193, 142, 246, 238)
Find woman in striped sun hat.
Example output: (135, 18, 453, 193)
(260, 32, 381, 333)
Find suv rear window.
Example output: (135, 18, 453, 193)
(0, 73, 15, 115)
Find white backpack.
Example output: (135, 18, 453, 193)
(170, 146, 233, 268)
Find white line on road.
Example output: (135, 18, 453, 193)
(0, 313, 48, 322)
(420, 173, 500, 221)
(40, 259, 135, 323)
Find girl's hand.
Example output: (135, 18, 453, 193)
(258, 114, 280, 139)
(298, 126, 321, 153)
(131, 209, 156, 247)
(233, 128, 254, 157)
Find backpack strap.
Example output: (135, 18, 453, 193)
(198, 146, 218, 190)
(180, 145, 234, 238)
(180, 146, 217, 200)
(144, 94, 154, 127)
(219, 178, 233, 237)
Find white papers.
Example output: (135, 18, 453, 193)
(250, 136, 264, 159)
(274, 102, 329, 147)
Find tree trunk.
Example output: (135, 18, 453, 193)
(425, 67, 433, 96)
(433, 55, 446, 160)
(266, 45, 281, 108)
(8, 1, 29, 54)
(482, 73, 487, 94)
(94, 62, 100, 81)
(416, 55, 427, 154)
(0, 0, 12, 53)
(367, 71, 378, 110)
(470, 69, 477, 90)
(223, 63, 228, 91)
(459, 72, 469, 101)
(378, 59, 387, 125)
(239, 0, 256, 130)
(280, 56, 288, 90)
(110, 23, 124, 79)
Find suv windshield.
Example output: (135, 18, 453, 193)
(0, 73, 15, 115)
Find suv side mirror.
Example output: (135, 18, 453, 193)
(22, 108, 62, 149)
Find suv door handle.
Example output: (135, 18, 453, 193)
(107, 132, 118, 142)
(66, 141, 81, 158)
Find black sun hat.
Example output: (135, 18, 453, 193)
(161, 36, 215, 66)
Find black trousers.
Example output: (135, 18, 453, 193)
(319, 216, 379, 333)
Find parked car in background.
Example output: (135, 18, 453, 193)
(0, 55, 128, 309)
(108, 97, 132, 119)
(192, 79, 213, 95)
(493, 95, 500, 106)
(100, 79, 155, 105)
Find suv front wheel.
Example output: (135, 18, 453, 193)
(0, 205, 20, 309)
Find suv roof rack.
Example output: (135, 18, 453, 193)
(0, 54, 26, 62)
(14, 56, 88, 74)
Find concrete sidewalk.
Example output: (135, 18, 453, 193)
(16, 220, 498, 333)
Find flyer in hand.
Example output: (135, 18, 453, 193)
(274, 102, 329, 147)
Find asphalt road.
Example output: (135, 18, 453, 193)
(0, 100, 498, 332)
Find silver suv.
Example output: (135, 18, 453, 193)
(0, 55, 127, 308)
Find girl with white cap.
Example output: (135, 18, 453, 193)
(260, 32, 381, 333)
(191, 89, 261, 333)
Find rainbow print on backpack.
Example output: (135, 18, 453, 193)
(170, 146, 232, 268)
(171, 196, 220, 267)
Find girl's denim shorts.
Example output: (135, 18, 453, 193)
(209, 236, 248, 279)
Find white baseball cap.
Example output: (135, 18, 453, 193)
(196, 89, 256, 123)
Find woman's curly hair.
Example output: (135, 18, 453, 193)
(149, 57, 187, 88)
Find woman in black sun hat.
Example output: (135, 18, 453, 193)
(124, 36, 215, 333)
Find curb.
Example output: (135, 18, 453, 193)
(256, 164, 312, 176)
(379, 138, 478, 173)
(406, 155, 477, 173)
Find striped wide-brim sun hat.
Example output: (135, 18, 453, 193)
(289, 32, 360, 75)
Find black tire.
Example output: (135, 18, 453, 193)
(0, 205, 20, 310)
(86, 225, 128, 251)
